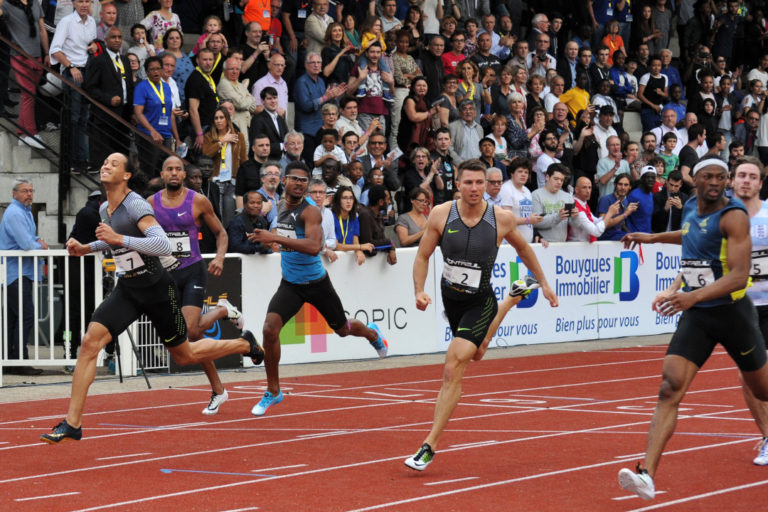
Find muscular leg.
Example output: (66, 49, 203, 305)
(65, 322, 113, 428)
(167, 335, 250, 367)
(740, 363, 768, 437)
(262, 312, 285, 395)
(642, 355, 700, 477)
(183, 306, 227, 395)
(423, 337, 478, 451)
(334, 318, 378, 343)
(473, 294, 523, 361)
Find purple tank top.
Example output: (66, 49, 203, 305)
(152, 189, 202, 269)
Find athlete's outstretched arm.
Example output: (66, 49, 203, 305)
(414, 203, 450, 310)
(622, 230, 682, 248)
(197, 194, 228, 276)
(91, 215, 172, 256)
(499, 209, 558, 308)
(249, 205, 324, 255)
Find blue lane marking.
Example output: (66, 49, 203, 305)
(161, 468, 277, 478)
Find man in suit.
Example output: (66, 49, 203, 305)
(734, 110, 760, 157)
(360, 132, 400, 193)
(84, 27, 133, 168)
(249, 86, 288, 160)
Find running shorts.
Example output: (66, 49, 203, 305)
(267, 273, 347, 331)
(442, 289, 498, 347)
(169, 260, 208, 308)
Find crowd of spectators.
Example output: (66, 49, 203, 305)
(3, 0, 768, 257)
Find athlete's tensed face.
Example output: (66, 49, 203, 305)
(695, 166, 728, 203)
(100, 153, 129, 185)
(283, 170, 310, 200)
(161, 157, 186, 191)
(457, 168, 486, 204)
(731, 163, 763, 202)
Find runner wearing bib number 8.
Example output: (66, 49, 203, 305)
(405, 159, 559, 471)
(41, 153, 265, 445)
(149, 156, 247, 416)
(618, 157, 768, 499)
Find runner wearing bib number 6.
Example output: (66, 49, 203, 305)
(149, 156, 245, 416)
(41, 153, 265, 444)
(405, 159, 559, 471)
(618, 157, 768, 499)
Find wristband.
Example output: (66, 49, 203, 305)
(196, 132, 203, 136)
(526, 217, 530, 225)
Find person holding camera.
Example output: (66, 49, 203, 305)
(531, 163, 575, 243)
(651, 169, 688, 232)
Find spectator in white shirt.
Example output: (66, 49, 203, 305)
(500, 157, 542, 242)
(592, 104, 618, 159)
(568, 176, 621, 242)
(596, 135, 631, 197)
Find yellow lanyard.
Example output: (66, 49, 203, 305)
(339, 216, 349, 244)
(461, 81, 475, 100)
(220, 142, 228, 170)
(196, 66, 219, 102)
(113, 55, 125, 79)
(147, 79, 167, 114)
(212, 52, 222, 73)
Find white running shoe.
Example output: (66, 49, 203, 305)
(618, 467, 655, 500)
(19, 135, 45, 149)
(217, 298, 244, 330)
(404, 443, 434, 471)
(754, 437, 768, 465)
(202, 389, 228, 415)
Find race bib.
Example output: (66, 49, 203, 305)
(167, 230, 191, 258)
(442, 261, 482, 292)
(681, 259, 716, 290)
(277, 227, 297, 240)
(752, 249, 768, 281)
(113, 249, 145, 274)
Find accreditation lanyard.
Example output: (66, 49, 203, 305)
(114, 56, 126, 80)
(147, 79, 167, 115)
(461, 81, 475, 100)
(196, 66, 220, 102)
(339, 216, 350, 244)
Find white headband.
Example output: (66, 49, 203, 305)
(692, 158, 729, 176)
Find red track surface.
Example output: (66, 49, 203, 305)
(2, 345, 768, 511)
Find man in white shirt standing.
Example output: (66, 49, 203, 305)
(50, 0, 97, 172)
(568, 176, 621, 242)
(500, 158, 542, 242)
(592, 105, 618, 159)
(650, 109, 685, 155)
(596, 135, 632, 197)
(534, 129, 561, 189)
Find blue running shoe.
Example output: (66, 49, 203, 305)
(41, 420, 82, 444)
(367, 322, 388, 358)
(251, 390, 283, 416)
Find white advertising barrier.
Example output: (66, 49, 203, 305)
(240, 248, 437, 365)
(434, 241, 682, 351)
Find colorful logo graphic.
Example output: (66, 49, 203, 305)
(614, 250, 640, 302)
(281, 304, 333, 353)
(509, 257, 538, 308)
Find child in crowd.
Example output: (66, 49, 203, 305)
(663, 84, 686, 122)
(345, 161, 365, 199)
(356, 16, 393, 102)
(658, 132, 679, 179)
(601, 20, 626, 67)
(313, 129, 347, 175)
(649, 156, 666, 193)
(192, 15, 224, 56)
(128, 24, 155, 80)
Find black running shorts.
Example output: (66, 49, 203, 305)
(442, 289, 498, 347)
(668, 296, 767, 372)
(91, 272, 188, 348)
(169, 260, 208, 308)
(267, 274, 347, 331)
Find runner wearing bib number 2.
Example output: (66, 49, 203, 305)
(618, 157, 768, 500)
(405, 159, 559, 472)
(149, 156, 245, 416)
(41, 153, 265, 444)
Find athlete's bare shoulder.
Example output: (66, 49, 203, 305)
(426, 200, 453, 235)
(494, 205, 517, 229)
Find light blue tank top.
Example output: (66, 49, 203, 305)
(276, 196, 326, 284)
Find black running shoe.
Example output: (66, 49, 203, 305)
(40, 420, 82, 444)
(242, 330, 265, 365)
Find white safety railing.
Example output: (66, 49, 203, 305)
(1, 249, 104, 384)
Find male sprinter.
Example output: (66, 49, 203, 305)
(404, 159, 558, 471)
(41, 153, 264, 443)
(149, 156, 244, 415)
(731, 156, 768, 464)
(618, 157, 768, 498)
(247, 161, 389, 416)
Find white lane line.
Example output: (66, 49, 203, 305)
(364, 391, 423, 398)
(449, 441, 497, 449)
(217, 507, 259, 511)
(628, 479, 768, 511)
(424, 477, 479, 486)
(96, 452, 152, 461)
(15, 491, 80, 501)
(612, 491, 667, 501)
(250, 464, 307, 472)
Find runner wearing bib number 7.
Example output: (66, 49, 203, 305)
(149, 156, 245, 416)
(41, 153, 265, 444)
(618, 157, 768, 499)
(405, 159, 559, 471)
